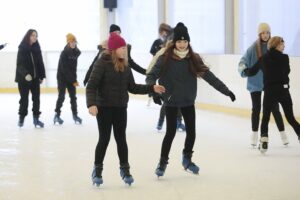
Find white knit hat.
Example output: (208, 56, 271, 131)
(258, 23, 271, 34)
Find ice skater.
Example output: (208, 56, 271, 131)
(83, 24, 146, 86)
(86, 32, 165, 186)
(238, 23, 287, 147)
(15, 29, 46, 128)
(146, 22, 236, 178)
(54, 33, 82, 125)
(243, 36, 300, 153)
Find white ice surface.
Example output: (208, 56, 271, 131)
(0, 94, 300, 200)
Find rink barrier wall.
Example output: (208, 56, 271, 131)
(0, 52, 299, 120)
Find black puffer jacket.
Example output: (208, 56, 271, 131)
(244, 49, 290, 89)
(83, 44, 146, 86)
(57, 45, 81, 84)
(15, 42, 46, 83)
(86, 53, 154, 108)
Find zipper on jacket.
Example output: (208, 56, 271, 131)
(30, 52, 36, 78)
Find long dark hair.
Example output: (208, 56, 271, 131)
(20, 29, 39, 46)
(161, 42, 209, 78)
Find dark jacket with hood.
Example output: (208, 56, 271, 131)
(86, 52, 154, 108)
(15, 42, 46, 83)
(244, 49, 290, 90)
(146, 54, 231, 107)
(57, 45, 81, 84)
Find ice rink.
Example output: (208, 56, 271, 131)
(0, 94, 300, 200)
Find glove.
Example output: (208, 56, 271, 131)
(228, 91, 236, 102)
(243, 68, 250, 76)
(153, 94, 163, 105)
(25, 74, 32, 81)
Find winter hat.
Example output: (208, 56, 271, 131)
(173, 22, 190, 42)
(109, 24, 121, 33)
(66, 33, 77, 43)
(108, 32, 126, 50)
(258, 23, 271, 34)
(267, 36, 284, 50)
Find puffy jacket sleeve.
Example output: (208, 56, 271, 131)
(202, 70, 231, 96)
(128, 68, 154, 94)
(86, 60, 105, 108)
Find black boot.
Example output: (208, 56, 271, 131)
(33, 116, 44, 128)
(54, 113, 64, 125)
(182, 151, 199, 174)
(155, 157, 168, 178)
(120, 163, 134, 186)
(18, 116, 25, 127)
(92, 164, 103, 187)
(73, 114, 82, 124)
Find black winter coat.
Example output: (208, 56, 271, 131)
(244, 49, 290, 89)
(83, 44, 146, 86)
(150, 38, 164, 56)
(86, 53, 154, 108)
(15, 42, 46, 83)
(57, 45, 81, 84)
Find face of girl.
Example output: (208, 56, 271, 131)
(276, 41, 285, 52)
(30, 31, 38, 45)
(116, 46, 127, 59)
(69, 41, 77, 49)
(260, 31, 270, 42)
(175, 40, 188, 51)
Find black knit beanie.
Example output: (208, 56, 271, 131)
(109, 24, 121, 33)
(173, 22, 190, 42)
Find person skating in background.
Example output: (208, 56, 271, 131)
(15, 29, 46, 128)
(238, 23, 288, 147)
(86, 32, 165, 187)
(150, 23, 172, 56)
(0, 43, 8, 50)
(243, 36, 300, 153)
(147, 24, 186, 132)
(147, 23, 172, 107)
(54, 33, 82, 125)
(146, 22, 236, 178)
(83, 24, 146, 86)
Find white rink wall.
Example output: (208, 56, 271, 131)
(0, 51, 299, 116)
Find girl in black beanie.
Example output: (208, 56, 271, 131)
(147, 22, 235, 178)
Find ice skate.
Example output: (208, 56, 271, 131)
(258, 137, 268, 154)
(92, 165, 103, 187)
(182, 152, 199, 174)
(120, 164, 134, 186)
(54, 114, 64, 125)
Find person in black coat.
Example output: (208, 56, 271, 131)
(86, 33, 165, 186)
(54, 33, 82, 125)
(150, 23, 172, 56)
(83, 24, 146, 86)
(243, 36, 300, 153)
(15, 29, 46, 128)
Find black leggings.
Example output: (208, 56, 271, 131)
(55, 80, 77, 115)
(94, 107, 128, 165)
(160, 105, 196, 159)
(261, 88, 300, 138)
(159, 103, 183, 122)
(250, 91, 284, 132)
